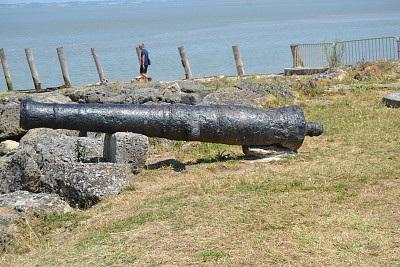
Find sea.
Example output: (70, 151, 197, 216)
(0, 0, 399, 91)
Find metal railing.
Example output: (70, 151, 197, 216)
(291, 36, 400, 68)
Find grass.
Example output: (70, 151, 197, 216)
(1, 79, 400, 266)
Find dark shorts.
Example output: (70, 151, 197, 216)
(140, 65, 148, 74)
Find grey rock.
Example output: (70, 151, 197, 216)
(21, 134, 104, 164)
(236, 81, 296, 99)
(177, 80, 208, 93)
(181, 92, 210, 105)
(201, 87, 263, 107)
(0, 155, 12, 172)
(65, 83, 176, 105)
(161, 83, 182, 103)
(41, 162, 131, 208)
(19, 128, 80, 145)
(327, 84, 353, 92)
(64, 84, 122, 103)
(383, 92, 400, 108)
(104, 132, 148, 167)
(312, 68, 348, 81)
(0, 91, 73, 141)
(0, 190, 72, 214)
(0, 146, 42, 194)
(0, 101, 25, 141)
(78, 131, 106, 141)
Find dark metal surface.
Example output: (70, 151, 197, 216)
(20, 99, 323, 151)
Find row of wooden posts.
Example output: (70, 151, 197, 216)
(0, 45, 245, 91)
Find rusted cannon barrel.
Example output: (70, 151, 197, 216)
(20, 99, 323, 151)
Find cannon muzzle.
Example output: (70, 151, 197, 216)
(20, 99, 323, 151)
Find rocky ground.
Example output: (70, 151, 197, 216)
(0, 59, 399, 250)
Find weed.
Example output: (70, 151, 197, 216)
(75, 140, 86, 163)
(195, 251, 227, 262)
(324, 41, 345, 67)
(124, 186, 137, 191)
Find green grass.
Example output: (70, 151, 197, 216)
(1, 79, 400, 266)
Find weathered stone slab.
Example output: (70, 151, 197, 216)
(41, 162, 131, 208)
(104, 132, 148, 167)
(383, 92, 400, 108)
(21, 134, 104, 163)
(284, 67, 329, 76)
(0, 190, 72, 214)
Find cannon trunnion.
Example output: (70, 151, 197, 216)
(20, 99, 323, 152)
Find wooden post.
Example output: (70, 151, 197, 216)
(178, 46, 192, 79)
(232, 45, 245, 76)
(91, 48, 107, 84)
(56, 47, 72, 88)
(136, 46, 141, 65)
(290, 44, 304, 68)
(25, 48, 41, 90)
(0, 48, 13, 91)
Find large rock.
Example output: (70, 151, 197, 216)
(19, 128, 80, 145)
(21, 134, 104, 163)
(41, 162, 131, 208)
(178, 81, 211, 105)
(0, 100, 25, 141)
(0, 144, 132, 208)
(383, 92, 400, 108)
(0, 91, 73, 141)
(64, 82, 184, 105)
(104, 132, 148, 167)
(64, 84, 124, 103)
(177, 80, 208, 93)
(0, 146, 42, 194)
(0, 190, 72, 214)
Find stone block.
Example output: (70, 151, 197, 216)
(41, 162, 131, 209)
(104, 133, 148, 168)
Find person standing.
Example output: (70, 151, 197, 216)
(139, 44, 151, 81)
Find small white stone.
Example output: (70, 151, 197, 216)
(0, 140, 19, 156)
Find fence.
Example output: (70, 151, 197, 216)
(291, 36, 400, 68)
(0, 45, 246, 92)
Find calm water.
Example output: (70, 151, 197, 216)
(0, 0, 399, 91)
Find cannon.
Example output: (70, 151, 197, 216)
(20, 99, 323, 152)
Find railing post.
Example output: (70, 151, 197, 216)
(91, 47, 107, 84)
(56, 47, 72, 88)
(25, 48, 41, 90)
(136, 46, 141, 65)
(178, 46, 193, 79)
(397, 37, 400, 60)
(232, 45, 245, 76)
(290, 44, 303, 68)
(0, 48, 13, 91)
